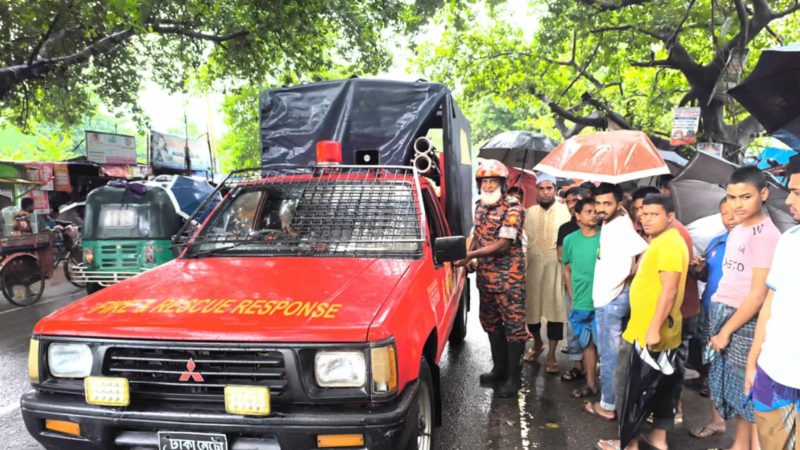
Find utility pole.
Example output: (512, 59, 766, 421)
(183, 109, 191, 176)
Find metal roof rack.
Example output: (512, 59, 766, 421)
(173, 165, 426, 259)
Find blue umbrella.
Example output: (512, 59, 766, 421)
(150, 175, 220, 220)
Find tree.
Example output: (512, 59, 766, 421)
(467, 97, 547, 145)
(415, 0, 800, 160)
(0, 0, 442, 130)
(0, 128, 79, 161)
(217, 83, 261, 173)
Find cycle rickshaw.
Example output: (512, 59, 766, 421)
(0, 166, 56, 306)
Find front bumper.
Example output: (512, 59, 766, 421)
(21, 381, 420, 450)
(69, 263, 146, 286)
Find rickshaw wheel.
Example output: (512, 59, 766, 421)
(1, 256, 45, 307)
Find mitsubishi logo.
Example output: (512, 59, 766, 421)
(179, 358, 204, 382)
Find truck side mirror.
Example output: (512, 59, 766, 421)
(434, 236, 466, 264)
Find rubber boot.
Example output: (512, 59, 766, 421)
(479, 332, 508, 387)
(495, 341, 525, 398)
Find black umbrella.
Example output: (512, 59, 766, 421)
(659, 150, 688, 175)
(618, 343, 682, 448)
(671, 179, 728, 225)
(729, 43, 800, 149)
(478, 131, 557, 169)
(671, 151, 796, 232)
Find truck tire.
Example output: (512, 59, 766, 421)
(406, 359, 436, 450)
(448, 278, 469, 345)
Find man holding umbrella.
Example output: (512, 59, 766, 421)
(597, 194, 688, 450)
(457, 159, 528, 397)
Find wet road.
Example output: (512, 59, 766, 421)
(0, 277, 84, 449)
(1, 278, 737, 449)
(434, 281, 737, 450)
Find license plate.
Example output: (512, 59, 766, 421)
(158, 431, 228, 450)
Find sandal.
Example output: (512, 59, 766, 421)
(583, 401, 616, 421)
(571, 385, 597, 398)
(561, 367, 585, 382)
(546, 362, 560, 374)
(524, 345, 544, 363)
(689, 424, 725, 439)
(595, 439, 621, 450)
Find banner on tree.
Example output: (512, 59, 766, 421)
(670, 107, 701, 146)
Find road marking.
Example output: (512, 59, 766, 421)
(0, 295, 75, 317)
(0, 402, 18, 417)
(518, 377, 532, 448)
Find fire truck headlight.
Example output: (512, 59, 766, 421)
(48, 343, 93, 378)
(314, 351, 366, 388)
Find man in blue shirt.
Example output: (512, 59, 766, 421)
(694, 198, 740, 320)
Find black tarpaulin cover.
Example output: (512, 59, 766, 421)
(259, 79, 474, 236)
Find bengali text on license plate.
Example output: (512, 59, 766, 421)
(158, 431, 228, 450)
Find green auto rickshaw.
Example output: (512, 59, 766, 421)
(73, 175, 217, 293)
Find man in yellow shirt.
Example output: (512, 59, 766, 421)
(597, 194, 688, 450)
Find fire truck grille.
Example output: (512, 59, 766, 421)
(104, 346, 288, 402)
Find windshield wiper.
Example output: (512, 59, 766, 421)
(188, 242, 248, 258)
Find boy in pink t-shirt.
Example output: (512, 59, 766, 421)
(692, 166, 780, 449)
(711, 218, 779, 309)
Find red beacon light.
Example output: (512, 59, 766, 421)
(316, 140, 343, 165)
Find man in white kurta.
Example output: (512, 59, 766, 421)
(524, 173, 572, 373)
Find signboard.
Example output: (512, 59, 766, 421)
(670, 107, 701, 146)
(25, 163, 54, 191)
(127, 165, 150, 179)
(53, 163, 71, 192)
(28, 190, 49, 211)
(150, 131, 212, 172)
(85, 131, 137, 165)
(697, 142, 724, 157)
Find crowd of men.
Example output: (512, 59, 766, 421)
(457, 156, 800, 450)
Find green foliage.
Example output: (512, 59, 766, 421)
(414, 0, 800, 153)
(467, 97, 550, 145)
(217, 84, 262, 173)
(1, 0, 446, 131)
(0, 108, 150, 163)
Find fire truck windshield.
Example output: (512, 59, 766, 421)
(186, 175, 424, 259)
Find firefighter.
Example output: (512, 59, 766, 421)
(457, 159, 527, 397)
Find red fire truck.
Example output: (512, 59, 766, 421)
(21, 79, 476, 450)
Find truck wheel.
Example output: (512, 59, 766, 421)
(448, 278, 469, 345)
(406, 359, 436, 450)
